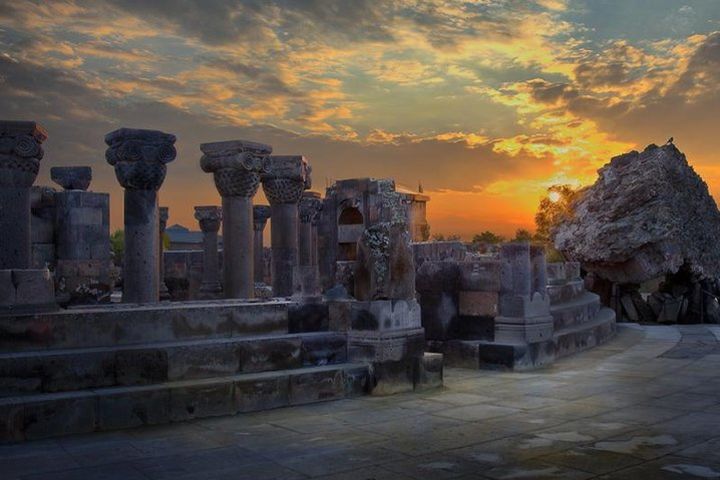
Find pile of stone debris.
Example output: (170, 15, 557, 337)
(555, 143, 720, 324)
(617, 274, 720, 324)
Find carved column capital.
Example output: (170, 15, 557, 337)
(253, 205, 271, 231)
(50, 166, 92, 191)
(200, 140, 272, 198)
(0, 121, 48, 188)
(261, 155, 311, 205)
(105, 128, 176, 190)
(299, 191, 322, 224)
(194, 205, 222, 233)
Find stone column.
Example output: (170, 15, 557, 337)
(298, 191, 322, 266)
(0, 121, 47, 269)
(201, 140, 272, 299)
(159, 206, 170, 300)
(261, 156, 311, 297)
(195, 206, 223, 294)
(253, 205, 271, 283)
(105, 128, 176, 304)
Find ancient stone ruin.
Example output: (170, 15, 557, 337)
(554, 144, 720, 324)
(0, 119, 616, 442)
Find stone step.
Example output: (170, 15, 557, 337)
(554, 307, 616, 359)
(0, 363, 370, 443)
(547, 279, 586, 305)
(0, 332, 348, 397)
(0, 300, 291, 352)
(550, 292, 601, 330)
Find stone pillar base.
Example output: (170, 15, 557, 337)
(329, 298, 440, 395)
(0, 269, 57, 314)
(54, 259, 114, 306)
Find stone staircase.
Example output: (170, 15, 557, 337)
(548, 277, 616, 359)
(0, 300, 370, 442)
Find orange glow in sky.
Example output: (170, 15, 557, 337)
(1, 1, 718, 238)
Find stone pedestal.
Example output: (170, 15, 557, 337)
(0, 121, 47, 270)
(195, 205, 222, 296)
(329, 298, 429, 395)
(159, 207, 170, 300)
(495, 243, 553, 344)
(261, 155, 311, 297)
(201, 140, 272, 299)
(253, 205, 271, 284)
(105, 128, 176, 304)
(51, 167, 113, 305)
(30, 186, 57, 269)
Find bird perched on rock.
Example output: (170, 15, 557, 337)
(667, 136, 674, 144)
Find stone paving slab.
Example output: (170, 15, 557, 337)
(4, 324, 720, 479)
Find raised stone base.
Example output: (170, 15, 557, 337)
(0, 363, 369, 443)
(430, 306, 617, 370)
(333, 298, 441, 395)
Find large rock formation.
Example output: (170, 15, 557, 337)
(554, 144, 720, 285)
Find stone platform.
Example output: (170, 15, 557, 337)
(0, 300, 371, 442)
(433, 264, 617, 370)
(4, 324, 720, 479)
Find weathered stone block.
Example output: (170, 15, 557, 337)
(170, 381, 235, 421)
(546, 263, 567, 285)
(415, 261, 460, 293)
(301, 333, 347, 366)
(350, 299, 422, 332)
(458, 291, 498, 316)
(459, 260, 502, 291)
(41, 351, 116, 392)
(239, 338, 302, 373)
(328, 300, 352, 332)
(288, 302, 328, 333)
(166, 343, 238, 381)
(369, 359, 415, 396)
(0, 270, 15, 306)
(344, 366, 370, 397)
(97, 387, 170, 430)
(417, 291, 458, 341)
(11, 269, 55, 310)
(414, 352, 443, 390)
(115, 349, 168, 386)
(235, 375, 289, 413)
(23, 392, 96, 440)
(289, 369, 345, 405)
(0, 397, 24, 442)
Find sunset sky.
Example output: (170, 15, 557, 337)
(1, 0, 719, 238)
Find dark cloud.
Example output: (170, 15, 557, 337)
(667, 31, 720, 99)
(526, 79, 578, 104)
(100, 0, 394, 46)
(203, 58, 302, 97)
(574, 61, 630, 88)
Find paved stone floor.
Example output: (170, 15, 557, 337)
(3, 324, 720, 480)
